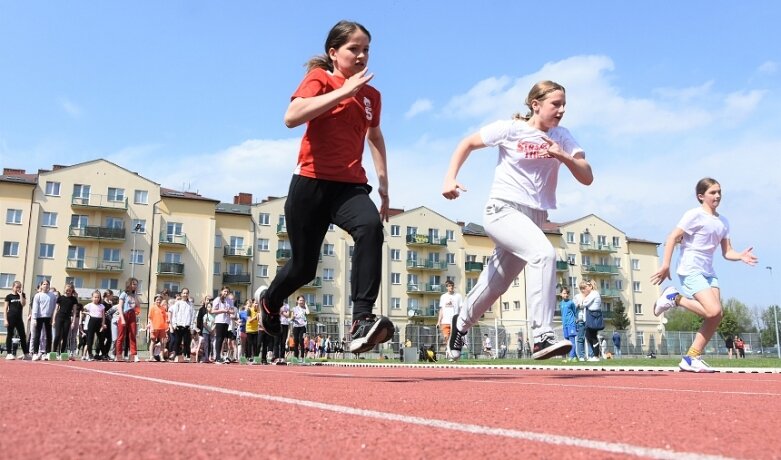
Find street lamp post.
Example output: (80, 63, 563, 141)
(131, 222, 142, 278)
(767, 266, 781, 359)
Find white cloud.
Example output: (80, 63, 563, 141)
(404, 98, 433, 119)
(652, 81, 714, 101)
(757, 60, 778, 75)
(58, 97, 82, 118)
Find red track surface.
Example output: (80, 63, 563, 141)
(1, 361, 780, 459)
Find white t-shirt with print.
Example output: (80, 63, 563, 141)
(480, 119, 583, 210)
(676, 207, 730, 277)
(438, 292, 463, 324)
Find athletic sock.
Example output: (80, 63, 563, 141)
(686, 347, 702, 358)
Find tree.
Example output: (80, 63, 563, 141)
(760, 305, 780, 347)
(717, 308, 739, 339)
(722, 297, 756, 332)
(610, 299, 631, 330)
(664, 308, 703, 332)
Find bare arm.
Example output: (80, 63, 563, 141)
(442, 133, 487, 200)
(367, 125, 389, 221)
(283, 68, 374, 128)
(650, 227, 685, 285)
(721, 238, 757, 265)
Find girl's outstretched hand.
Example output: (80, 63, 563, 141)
(740, 247, 758, 266)
(442, 178, 466, 200)
(650, 266, 671, 285)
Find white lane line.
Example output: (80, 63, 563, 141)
(63, 365, 732, 460)
(472, 379, 781, 396)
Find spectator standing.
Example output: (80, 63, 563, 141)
(576, 280, 603, 362)
(168, 288, 195, 363)
(147, 294, 169, 362)
(4, 281, 29, 360)
(116, 277, 140, 363)
(724, 334, 735, 359)
(290, 296, 309, 363)
(559, 287, 577, 362)
(31, 279, 57, 361)
(52, 283, 79, 360)
(211, 287, 232, 364)
(83, 290, 106, 361)
(438, 280, 462, 351)
(245, 299, 259, 363)
(274, 301, 290, 364)
(735, 336, 746, 358)
(612, 330, 622, 358)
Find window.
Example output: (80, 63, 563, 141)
(323, 243, 335, 256)
(635, 332, 644, 348)
(567, 253, 576, 265)
(503, 302, 510, 311)
(103, 248, 121, 262)
(257, 238, 269, 252)
(407, 226, 417, 236)
(107, 187, 125, 202)
(615, 280, 623, 290)
(407, 274, 418, 289)
(256, 264, 269, 278)
(163, 252, 181, 264)
(566, 232, 575, 243)
(71, 214, 88, 228)
(323, 268, 335, 281)
(34, 275, 51, 287)
(514, 301, 521, 310)
(45, 181, 61, 196)
(581, 255, 591, 266)
(391, 297, 401, 310)
(304, 293, 316, 306)
(568, 276, 578, 289)
(3, 242, 19, 257)
(447, 253, 455, 264)
(613, 257, 621, 268)
(597, 235, 607, 247)
(407, 298, 420, 310)
(390, 249, 400, 261)
(163, 282, 180, 294)
(73, 184, 90, 201)
(391, 273, 400, 284)
(328, 223, 335, 231)
(428, 228, 439, 241)
(633, 281, 641, 292)
(428, 252, 440, 263)
(100, 278, 119, 290)
(39, 243, 54, 259)
(67, 246, 85, 263)
(446, 229, 455, 241)
(258, 213, 270, 226)
(42, 212, 58, 227)
(466, 278, 477, 292)
(229, 236, 244, 249)
(130, 249, 144, 265)
(513, 277, 520, 287)
(580, 231, 591, 244)
(612, 236, 621, 248)
(277, 215, 286, 231)
(348, 245, 354, 258)
(214, 262, 221, 275)
(215, 233, 222, 249)
(390, 225, 400, 237)
(0, 274, 16, 288)
(322, 294, 334, 307)
(132, 219, 146, 233)
(407, 250, 418, 262)
(105, 217, 123, 229)
(6, 209, 22, 225)
(167, 222, 183, 237)
(634, 303, 642, 315)
(65, 276, 84, 288)
(631, 259, 640, 270)
(227, 263, 242, 275)
(134, 190, 148, 204)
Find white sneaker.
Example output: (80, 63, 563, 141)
(679, 355, 716, 373)
(587, 356, 600, 362)
(32, 353, 40, 361)
(43, 353, 50, 361)
(654, 286, 679, 316)
(6, 354, 15, 360)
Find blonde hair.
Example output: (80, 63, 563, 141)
(578, 279, 599, 293)
(512, 80, 566, 121)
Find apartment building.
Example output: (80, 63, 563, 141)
(1, 159, 662, 350)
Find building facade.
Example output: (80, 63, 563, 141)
(1, 160, 662, 352)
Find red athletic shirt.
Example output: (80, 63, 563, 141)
(291, 67, 381, 184)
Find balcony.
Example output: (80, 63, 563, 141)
(65, 257, 124, 272)
(406, 283, 445, 295)
(582, 264, 620, 276)
(307, 303, 323, 313)
(600, 288, 621, 299)
(464, 261, 484, 272)
(405, 234, 448, 247)
(579, 242, 617, 253)
(158, 262, 185, 276)
(276, 248, 292, 262)
(408, 306, 438, 318)
(406, 259, 448, 271)
(224, 246, 252, 258)
(159, 232, 187, 248)
(276, 223, 287, 236)
(222, 272, 251, 284)
(556, 260, 570, 272)
(71, 194, 128, 210)
(68, 225, 126, 241)
(301, 277, 322, 289)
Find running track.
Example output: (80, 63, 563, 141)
(1, 361, 780, 459)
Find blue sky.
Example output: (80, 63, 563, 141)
(1, 1, 779, 312)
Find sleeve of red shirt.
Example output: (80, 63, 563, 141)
(291, 68, 328, 100)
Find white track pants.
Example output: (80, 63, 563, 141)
(456, 198, 556, 341)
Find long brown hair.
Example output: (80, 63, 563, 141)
(512, 80, 566, 121)
(695, 177, 719, 203)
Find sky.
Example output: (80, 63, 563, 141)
(1, 1, 780, 312)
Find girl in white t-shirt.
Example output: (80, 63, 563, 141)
(442, 80, 593, 361)
(651, 178, 757, 373)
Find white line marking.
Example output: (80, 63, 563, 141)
(472, 380, 781, 396)
(62, 365, 733, 460)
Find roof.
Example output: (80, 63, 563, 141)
(216, 202, 251, 215)
(626, 237, 661, 245)
(161, 187, 220, 203)
(0, 173, 37, 185)
(462, 221, 562, 237)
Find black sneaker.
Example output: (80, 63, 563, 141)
(531, 334, 572, 360)
(447, 315, 467, 361)
(254, 285, 280, 336)
(348, 315, 395, 354)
